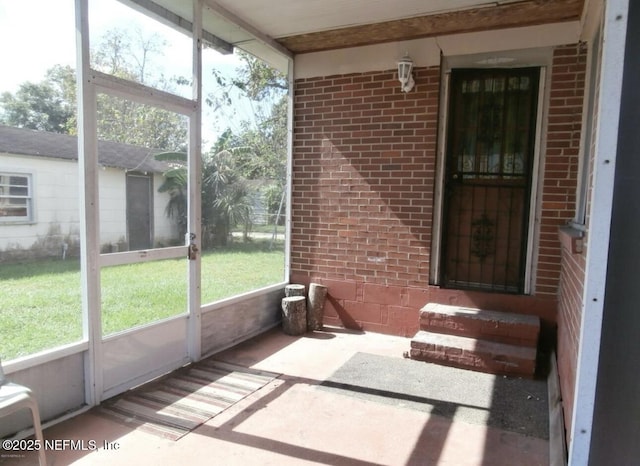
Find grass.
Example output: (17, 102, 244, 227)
(245, 223, 285, 234)
(0, 239, 284, 361)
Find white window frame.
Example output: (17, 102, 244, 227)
(0, 172, 33, 222)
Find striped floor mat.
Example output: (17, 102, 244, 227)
(99, 360, 278, 440)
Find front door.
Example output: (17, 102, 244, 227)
(441, 68, 540, 293)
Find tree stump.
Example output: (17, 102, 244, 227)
(285, 284, 306, 297)
(307, 283, 328, 331)
(281, 296, 307, 335)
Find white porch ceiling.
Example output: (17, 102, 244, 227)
(122, 0, 585, 71)
(209, 0, 525, 38)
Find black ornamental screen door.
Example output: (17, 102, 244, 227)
(441, 67, 540, 293)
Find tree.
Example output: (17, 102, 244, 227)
(155, 153, 189, 240)
(92, 26, 168, 84)
(202, 144, 252, 248)
(231, 51, 288, 101)
(0, 65, 76, 133)
(97, 93, 187, 149)
(205, 51, 289, 229)
(156, 133, 253, 249)
(232, 97, 287, 180)
(231, 97, 288, 226)
(92, 27, 187, 148)
(0, 27, 187, 149)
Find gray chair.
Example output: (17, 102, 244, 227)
(0, 359, 47, 466)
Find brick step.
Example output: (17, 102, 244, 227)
(419, 303, 540, 347)
(410, 330, 537, 377)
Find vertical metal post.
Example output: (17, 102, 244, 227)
(187, 0, 203, 362)
(284, 57, 294, 282)
(569, 0, 629, 463)
(75, 0, 102, 405)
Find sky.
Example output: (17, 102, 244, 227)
(0, 0, 254, 146)
(0, 0, 242, 90)
(0, 1, 77, 92)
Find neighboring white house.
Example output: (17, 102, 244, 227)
(0, 125, 180, 260)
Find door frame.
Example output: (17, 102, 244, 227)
(76, 0, 203, 404)
(431, 48, 550, 295)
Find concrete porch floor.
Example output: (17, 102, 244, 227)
(2, 327, 549, 466)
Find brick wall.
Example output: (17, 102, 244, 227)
(557, 242, 586, 436)
(290, 43, 585, 336)
(538, 44, 587, 296)
(291, 67, 440, 336)
(554, 42, 590, 440)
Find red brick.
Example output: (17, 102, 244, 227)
(419, 303, 540, 347)
(410, 331, 537, 377)
(536, 43, 587, 297)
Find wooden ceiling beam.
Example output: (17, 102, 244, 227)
(277, 0, 584, 54)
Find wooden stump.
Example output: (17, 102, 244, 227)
(281, 296, 307, 335)
(285, 284, 306, 297)
(307, 283, 328, 331)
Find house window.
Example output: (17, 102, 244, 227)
(0, 173, 32, 221)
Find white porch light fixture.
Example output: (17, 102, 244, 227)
(397, 53, 415, 93)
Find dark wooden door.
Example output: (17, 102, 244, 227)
(442, 68, 540, 293)
(126, 173, 153, 250)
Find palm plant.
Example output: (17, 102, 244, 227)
(201, 148, 253, 248)
(155, 151, 188, 240)
(156, 144, 253, 249)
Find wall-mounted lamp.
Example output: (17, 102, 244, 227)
(397, 53, 415, 93)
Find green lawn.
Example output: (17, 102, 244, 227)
(0, 240, 284, 361)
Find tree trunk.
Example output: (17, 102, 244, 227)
(307, 283, 328, 331)
(281, 296, 307, 335)
(285, 284, 306, 297)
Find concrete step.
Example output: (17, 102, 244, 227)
(419, 303, 540, 348)
(410, 330, 537, 377)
